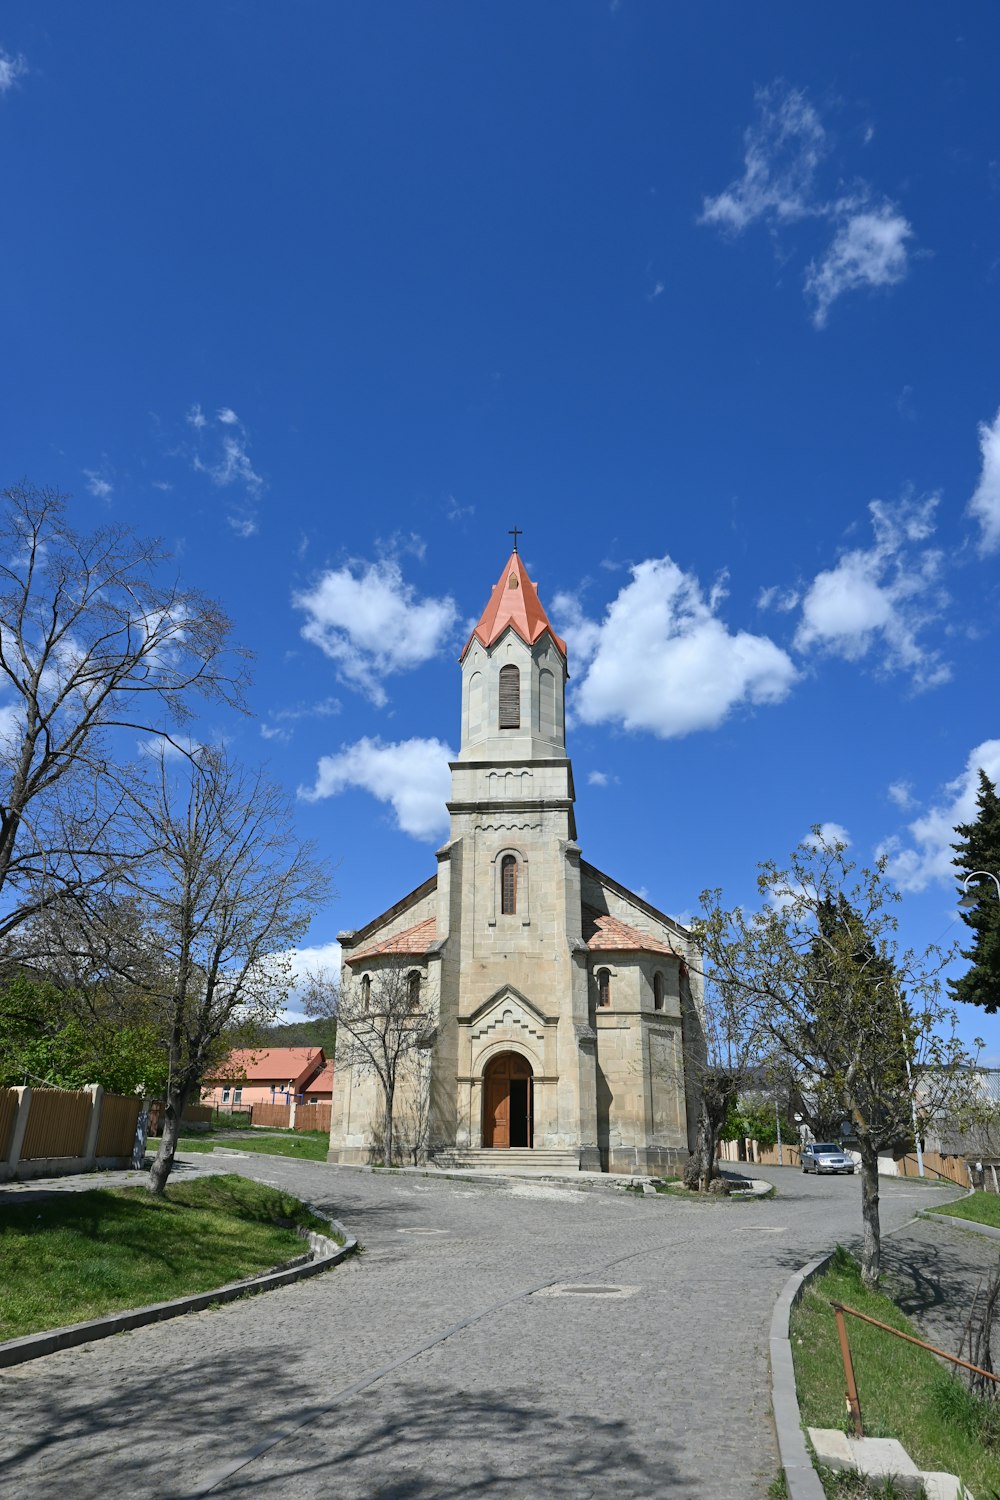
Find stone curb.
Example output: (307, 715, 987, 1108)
(918, 1208, 1000, 1240)
(0, 1219, 357, 1370)
(769, 1251, 834, 1500)
(325, 1160, 769, 1198)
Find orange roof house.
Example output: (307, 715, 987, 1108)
(202, 1047, 327, 1108)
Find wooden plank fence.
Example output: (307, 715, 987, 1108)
(0, 1088, 18, 1158)
(252, 1102, 291, 1129)
(20, 1089, 92, 1160)
(0, 1086, 149, 1182)
(294, 1102, 331, 1133)
(95, 1094, 143, 1158)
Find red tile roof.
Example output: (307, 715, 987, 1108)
(205, 1047, 325, 1087)
(461, 551, 567, 663)
(349, 916, 438, 964)
(303, 1060, 334, 1096)
(584, 908, 681, 956)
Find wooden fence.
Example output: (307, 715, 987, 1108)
(0, 1085, 147, 1183)
(20, 1089, 92, 1160)
(895, 1150, 970, 1187)
(0, 1088, 18, 1157)
(96, 1094, 143, 1158)
(251, 1101, 291, 1128)
(146, 1101, 213, 1135)
(294, 1102, 331, 1133)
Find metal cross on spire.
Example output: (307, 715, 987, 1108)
(508, 526, 523, 553)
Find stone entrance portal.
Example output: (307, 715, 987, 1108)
(482, 1051, 533, 1149)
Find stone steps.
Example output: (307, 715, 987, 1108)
(430, 1147, 582, 1175)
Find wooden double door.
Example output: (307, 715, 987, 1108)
(483, 1051, 533, 1149)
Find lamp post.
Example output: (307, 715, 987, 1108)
(876, 979, 924, 1179)
(958, 871, 1000, 905)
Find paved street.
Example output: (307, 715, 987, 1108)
(0, 1159, 964, 1500)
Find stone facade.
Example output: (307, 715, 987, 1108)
(328, 550, 702, 1173)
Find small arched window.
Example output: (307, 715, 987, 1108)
(360, 974, 371, 1011)
(501, 854, 517, 915)
(653, 973, 664, 1012)
(498, 664, 520, 729)
(597, 968, 611, 1008)
(408, 971, 421, 1009)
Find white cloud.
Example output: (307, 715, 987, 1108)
(804, 822, 851, 850)
(260, 696, 341, 744)
(793, 495, 949, 689)
(217, 407, 240, 426)
(0, 49, 27, 95)
(883, 740, 1000, 891)
(83, 468, 113, 501)
(968, 405, 1000, 556)
(289, 939, 343, 984)
(293, 560, 458, 705)
(587, 770, 619, 787)
(806, 206, 913, 328)
(196, 432, 264, 494)
(887, 780, 915, 811)
(227, 513, 259, 539)
(554, 558, 798, 740)
(299, 736, 453, 842)
(700, 84, 826, 231)
(186, 403, 207, 430)
(758, 584, 801, 613)
(701, 82, 914, 325)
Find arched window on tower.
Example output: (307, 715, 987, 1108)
(360, 974, 371, 1011)
(498, 664, 520, 729)
(408, 971, 421, 1009)
(597, 968, 611, 1008)
(501, 854, 517, 915)
(653, 972, 664, 1012)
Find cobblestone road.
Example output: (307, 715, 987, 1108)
(0, 1159, 963, 1500)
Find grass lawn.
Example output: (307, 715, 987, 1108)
(928, 1190, 1000, 1229)
(791, 1246, 1000, 1498)
(169, 1129, 329, 1162)
(0, 1175, 340, 1342)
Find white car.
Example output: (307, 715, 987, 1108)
(801, 1142, 855, 1175)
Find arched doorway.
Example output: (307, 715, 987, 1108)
(483, 1052, 533, 1149)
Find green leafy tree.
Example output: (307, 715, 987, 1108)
(698, 830, 972, 1290)
(951, 769, 1000, 1013)
(0, 973, 167, 1094)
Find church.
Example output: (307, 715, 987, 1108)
(327, 545, 703, 1174)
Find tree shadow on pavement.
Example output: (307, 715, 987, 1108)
(0, 1353, 699, 1500)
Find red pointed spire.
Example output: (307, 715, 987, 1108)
(461, 551, 567, 663)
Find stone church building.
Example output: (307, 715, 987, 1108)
(328, 547, 702, 1173)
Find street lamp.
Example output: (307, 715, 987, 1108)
(958, 871, 1000, 906)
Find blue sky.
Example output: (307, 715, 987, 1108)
(1, 5, 998, 1049)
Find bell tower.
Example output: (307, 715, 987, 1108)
(456, 548, 568, 765)
(434, 540, 598, 1166)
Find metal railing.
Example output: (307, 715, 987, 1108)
(831, 1300, 1000, 1436)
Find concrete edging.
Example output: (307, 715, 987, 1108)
(769, 1251, 835, 1500)
(0, 1219, 357, 1369)
(918, 1207, 1000, 1240)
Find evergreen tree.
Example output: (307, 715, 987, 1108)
(951, 769, 1000, 1013)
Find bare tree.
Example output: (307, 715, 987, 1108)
(679, 955, 778, 1192)
(697, 831, 974, 1288)
(305, 957, 436, 1166)
(0, 484, 248, 942)
(51, 746, 331, 1194)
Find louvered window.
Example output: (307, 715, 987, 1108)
(498, 665, 520, 729)
(408, 972, 421, 1009)
(653, 973, 664, 1011)
(597, 969, 611, 1008)
(501, 854, 517, 915)
(360, 974, 371, 1011)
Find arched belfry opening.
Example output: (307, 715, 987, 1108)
(482, 1051, 533, 1149)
